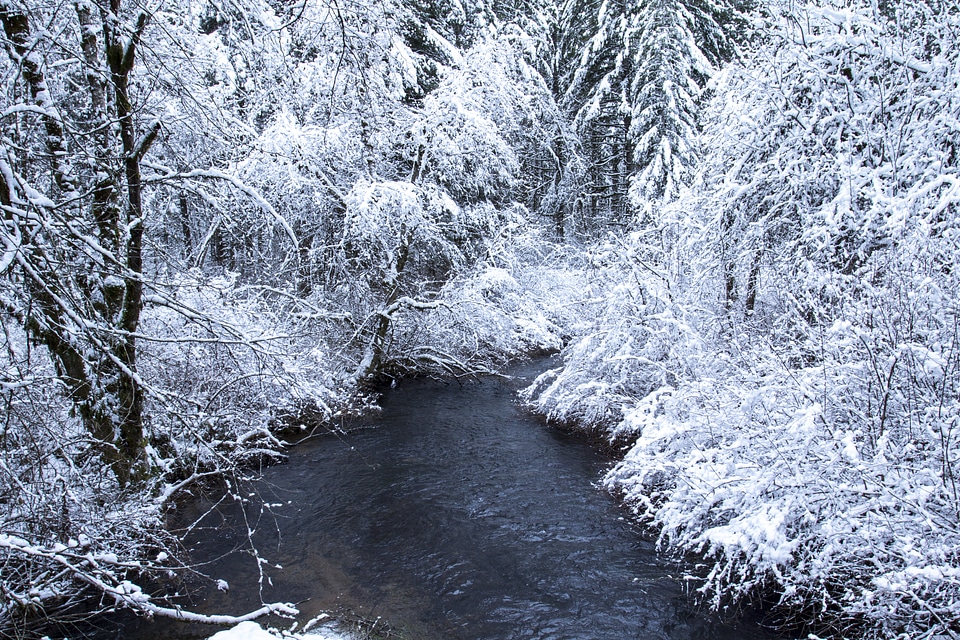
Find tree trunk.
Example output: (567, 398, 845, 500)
(359, 226, 413, 380)
(744, 249, 762, 317)
(106, 4, 153, 484)
(554, 137, 566, 240)
(0, 1, 153, 486)
(179, 192, 193, 255)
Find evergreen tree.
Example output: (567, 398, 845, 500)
(565, 0, 745, 226)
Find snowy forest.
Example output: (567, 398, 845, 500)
(0, 0, 958, 636)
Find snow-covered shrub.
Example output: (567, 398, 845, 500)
(0, 272, 349, 636)
(526, 0, 960, 636)
(401, 25, 569, 211)
(0, 324, 174, 628)
(140, 271, 347, 469)
(399, 230, 595, 373)
(405, 76, 519, 202)
(532, 238, 960, 638)
(333, 183, 527, 379)
(522, 233, 706, 440)
(603, 249, 960, 637)
(0, 341, 164, 631)
(328, 203, 589, 379)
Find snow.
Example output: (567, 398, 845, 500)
(207, 621, 350, 640)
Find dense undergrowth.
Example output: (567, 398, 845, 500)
(523, 1, 960, 636)
(526, 234, 960, 638)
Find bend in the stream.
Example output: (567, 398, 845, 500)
(113, 359, 782, 640)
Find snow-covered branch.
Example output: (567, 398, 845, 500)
(142, 163, 298, 247)
(0, 534, 297, 624)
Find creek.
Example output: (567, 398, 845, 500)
(122, 359, 779, 639)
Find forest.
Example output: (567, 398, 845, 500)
(0, 0, 957, 637)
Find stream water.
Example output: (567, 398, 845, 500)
(119, 359, 780, 640)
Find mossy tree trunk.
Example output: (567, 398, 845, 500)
(0, 0, 156, 486)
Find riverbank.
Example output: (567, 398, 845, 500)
(520, 234, 960, 639)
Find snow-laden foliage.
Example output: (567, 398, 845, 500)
(529, 241, 960, 638)
(400, 229, 596, 375)
(141, 272, 346, 453)
(404, 56, 519, 201)
(525, 0, 960, 636)
(600, 264, 960, 637)
(521, 234, 706, 436)
(223, 7, 574, 380)
(341, 181, 470, 281)
(0, 273, 349, 633)
(626, 0, 717, 208)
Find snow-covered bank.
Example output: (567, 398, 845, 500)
(523, 2, 960, 633)
(526, 235, 960, 638)
(207, 620, 349, 640)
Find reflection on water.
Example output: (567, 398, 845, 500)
(121, 360, 780, 640)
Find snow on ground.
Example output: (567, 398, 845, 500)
(207, 620, 351, 640)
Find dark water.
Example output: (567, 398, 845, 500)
(123, 360, 779, 639)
